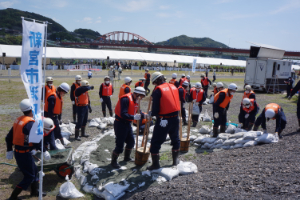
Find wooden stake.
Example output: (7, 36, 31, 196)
(143, 97, 153, 153)
(135, 97, 141, 151)
(179, 102, 182, 140)
(141, 96, 152, 147)
(187, 102, 193, 140)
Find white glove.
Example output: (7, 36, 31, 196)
(193, 99, 197, 103)
(72, 101, 75, 105)
(238, 123, 242, 128)
(263, 129, 267, 134)
(31, 149, 37, 155)
(110, 95, 112, 98)
(39, 171, 45, 177)
(134, 114, 141, 120)
(6, 151, 13, 160)
(100, 98, 103, 103)
(44, 151, 51, 161)
(160, 119, 168, 127)
(245, 114, 249, 119)
(214, 112, 219, 119)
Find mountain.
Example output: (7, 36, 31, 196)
(74, 29, 101, 40)
(155, 35, 228, 48)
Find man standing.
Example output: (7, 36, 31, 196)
(169, 73, 179, 88)
(111, 87, 146, 168)
(200, 73, 212, 97)
(147, 72, 181, 170)
(42, 77, 56, 100)
(213, 69, 216, 82)
(284, 77, 294, 97)
(238, 98, 259, 130)
(205, 67, 209, 77)
(99, 76, 114, 117)
(70, 75, 82, 123)
(178, 81, 189, 126)
(288, 80, 300, 132)
(119, 77, 132, 98)
(178, 74, 187, 86)
(135, 78, 146, 88)
(88, 70, 92, 79)
(118, 66, 122, 81)
(74, 80, 94, 141)
(189, 82, 206, 127)
(144, 69, 151, 96)
(213, 83, 238, 137)
(6, 99, 51, 199)
(108, 66, 115, 85)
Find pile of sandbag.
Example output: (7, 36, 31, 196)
(60, 121, 75, 139)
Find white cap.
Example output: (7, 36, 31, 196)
(20, 99, 32, 112)
(46, 77, 53, 82)
(43, 118, 54, 131)
(75, 75, 82, 81)
(242, 98, 251, 105)
(182, 81, 189, 87)
(228, 83, 238, 90)
(186, 75, 190, 79)
(59, 82, 70, 93)
(124, 77, 132, 83)
(216, 82, 224, 88)
(151, 72, 163, 83)
(265, 109, 275, 119)
(134, 86, 146, 96)
(172, 73, 177, 79)
(195, 82, 202, 89)
(81, 80, 89, 87)
(110, 66, 114, 69)
(245, 85, 251, 90)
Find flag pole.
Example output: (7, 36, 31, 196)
(39, 21, 48, 200)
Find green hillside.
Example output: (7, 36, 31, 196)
(74, 29, 101, 40)
(155, 35, 228, 48)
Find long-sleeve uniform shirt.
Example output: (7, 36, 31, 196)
(99, 84, 114, 98)
(75, 86, 92, 110)
(47, 93, 62, 121)
(213, 92, 230, 113)
(70, 83, 80, 101)
(255, 108, 286, 133)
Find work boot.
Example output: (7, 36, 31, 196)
(75, 129, 81, 141)
(253, 126, 259, 131)
(109, 110, 113, 117)
(213, 127, 219, 138)
(81, 126, 89, 137)
(220, 126, 226, 133)
(8, 187, 22, 200)
(183, 119, 188, 126)
(248, 123, 254, 131)
(102, 111, 106, 117)
(278, 130, 283, 139)
(30, 181, 47, 197)
(147, 154, 160, 170)
(191, 121, 197, 127)
(172, 150, 179, 166)
(73, 114, 76, 123)
(123, 149, 134, 162)
(111, 151, 121, 169)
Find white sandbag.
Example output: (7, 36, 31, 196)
(256, 133, 279, 144)
(234, 138, 253, 144)
(104, 181, 130, 197)
(193, 136, 206, 143)
(232, 143, 244, 149)
(243, 140, 258, 147)
(192, 103, 200, 115)
(234, 128, 247, 133)
(151, 168, 180, 181)
(59, 175, 84, 198)
(97, 123, 107, 129)
(177, 161, 198, 175)
(83, 184, 94, 193)
(202, 142, 213, 149)
(228, 132, 245, 139)
(55, 139, 65, 149)
(202, 109, 211, 122)
(243, 132, 257, 140)
(67, 121, 75, 135)
(95, 118, 101, 124)
(63, 137, 71, 145)
(89, 118, 100, 127)
(61, 131, 71, 140)
(132, 126, 137, 133)
(223, 138, 236, 146)
(102, 117, 114, 125)
(203, 101, 208, 105)
(87, 163, 99, 175)
(189, 135, 197, 141)
(217, 133, 231, 140)
(248, 131, 263, 137)
(225, 124, 236, 134)
(149, 125, 155, 133)
(209, 94, 214, 104)
(221, 145, 231, 150)
(214, 139, 224, 144)
(199, 125, 211, 134)
(211, 143, 223, 149)
(80, 141, 99, 163)
(200, 137, 217, 144)
(101, 189, 125, 200)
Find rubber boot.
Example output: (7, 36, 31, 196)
(248, 123, 254, 131)
(297, 119, 300, 132)
(220, 126, 226, 133)
(147, 154, 160, 170)
(123, 149, 134, 162)
(102, 111, 106, 118)
(172, 150, 179, 166)
(75, 129, 81, 141)
(183, 118, 188, 126)
(253, 126, 259, 131)
(109, 110, 113, 117)
(73, 114, 76, 123)
(213, 127, 219, 138)
(30, 181, 46, 197)
(278, 130, 283, 139)
(81, 126, 89, 137)
(111, 151, 121, 169)
(8, 187, 22, 200)
(191, 121, 197, 127)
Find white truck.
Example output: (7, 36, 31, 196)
(244, 44, 293, 92)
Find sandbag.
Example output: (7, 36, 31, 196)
(193, 136, 206, 143)
(132, 126, 137, 133)
(221, 145, 231, 150)
(83, 184, 94, 193)
(225, 124, 236, 134)
(89, 119, 100, 127)
(217, 133, 231, 140)
(243, 132, 257, 140)
(95, 118, 101, 124)
(214, 139, 224, 144)
(223, 138, 236, 146)
(209, 94, 214, 104)
(248, 131, 263, 137)
(201, 142, 213, 149)
(232, 143, 244, 149)
(202, 109, 211, 122)
(87, 163, 99, 175)
(211, 143, 223, 149)
(104, 181, 130, 197)
(97, 123, 107, 129)
(243, 140, 258, 147)
(151, 168, 180, 181)
(199, 125, 211, 134)
(200, 137, 217, 144)
(59, 175, 84, 198)
(189, 135, 197, 141)
(177, 161, 198, 175)
(234, 138, 253, 144)
(256, 133, 279, 144)
(102, 117, 115, 125)
(234, 128, 247, 133)
(228, 132, 245, 139)
(192, 103, 200, 115)
(55, 139, 65, 149)
(63, 137, 71, 145)
(149, 125, 155, 133)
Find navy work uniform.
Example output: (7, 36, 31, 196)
(201, 76, 212, 97)
(70, 81, 81, 123)
(99, 82, 114, 117)
(289, 80, 300, 131)
(44, 126, 57, 150)
(189, 88, 206, 127)
(238, 99, 259, 130)
(178, 85, 188, 125)
(144, 72, 151, 95)
(285, 77, 294, 97)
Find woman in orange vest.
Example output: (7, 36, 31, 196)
(238, 98, 259, 130)
(253, 103, 286, 138)
(70, 75, 82, 123)
(75, 80, 94, 141)
(169, 73, 179, 88)
(213, 83, 238, 137)
(42, 77, 56, 100)
(135, 78, 146, 88)
(111, 87, 147, 169)
(144, 69, 151, 96)
(6, 99, 51, 199)
(200, 73, 212, 97)
(147, 72, 181, 170)
(99, 76, 114, 117)
(119, 77, 132, 98)
(189, 82, 206, 127)
(178, 81, 189, 126)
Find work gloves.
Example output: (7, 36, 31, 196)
(90, 86, 94, 90)
(100, 98, 103, 103)
(89, 107, 92, 113)
(134, 114, 141, 120)
(31, 149, 37, 155)
(72, 101, 75, 105)
(160, 119, 168, 127)
(44, 151, 51, 161)
(6, 151, 13, 160)
(245, 114, 249, 119)
(214, 112, 219, 119)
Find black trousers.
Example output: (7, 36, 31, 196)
(144, 81, 150, 94)
(113, 120, 134, 154)
(101, 96, 112, 112)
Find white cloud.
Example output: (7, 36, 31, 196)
(83, 17, 93, 23)
(112, 0, 153, 12)
(159, 5, 169, 10)
(0, 1, 15, 8)
(95, 17, 101, 23)
(270, 0, 300, 15)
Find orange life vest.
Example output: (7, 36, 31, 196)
(201, 77, 209, 86)
(178, 86, 187, 100)
(179, 78, 187, 86)
(102, 83, 113, 96)
(169, 78, 176, 85)
(76, 89, 89, 106)
(155, 83, 180, 115)
(243, 90, 255, 99)
(214, 88, 233, 108)
(144, 73, 150, 81)
(213, 88, 218, 95)
(44, 85, 56, 100)
(115, 93, 138, 121)
(242, 99, 256, 113)
(135, 81, 144, 88)
(72, 82, 81, 98)
(190, 87, 196, 93)
(119, 84, 131, 98)
(265, 103, 281, 119)
(13, 116, 35, 147)
(192, 89, 204, 102)
(44, 93, 63, 115)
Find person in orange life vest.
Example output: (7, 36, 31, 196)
(186, 75, 191, 89)
(147, 72, 181, 170)
(178, 81, 189, 126)
(43, 117, 57, 150)
(212, 83, 218, 95)
(169, 73, 179, 88)
(119, 77, 132, 99)
(6, 99, 51, 199)
(189, 82, 206, 127)
(133, 111, 154, 135)
(178, 73, 187, 86)
(45, 82, 70, 146)
(42, 77, 56, 100)
(253, 103, 286, 139)
(144, 69, 151, 96)
(189, 85, 196, 94)
(238, 98, 259, 130)
(213, 83, 238, 137)
(288, 80, 300, 132)
(75, 80, 94, 141)
(216, 82, 224, 93)
(70, 75, 82, 123)
(239, 84, 256, 117)
(111, 87, 147, 169)
(135, 78, 146, 88)
(200, 73, 212, 97)
(99, 76, 114, 117)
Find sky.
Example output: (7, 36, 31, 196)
(1, 0, 300, 51)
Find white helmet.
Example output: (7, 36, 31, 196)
(191, 85, 195, 88)
(59, 82, 70, 93)
(139, 78, 146, 81)
(134, 86, 146, 96)
(43, 118, 54, 131)
(81, 80, 89, 87)
(242, 98, 251, 106)
(265, 109, 275, 119)
(216, 82, 224, 88)
(245, 85, 251, 90)
(46, 77, 53, 82)
(75, 75, 82, 81)
(182, 81, 189, 87)
(186, 75, 190, 79)
(124, 77, 132, 83)
(110, 66, 114, 69)
(195, 82, 202, 89)
(181, 73, 185, 77)
(172, 73, 177, 79)
(200, 73, 205, 77)
(104, 76, 110, 80)
(145, 68, 149, 72)
(20, 99, 32, 112)
(151, 72, 163, 83)
(228, 83, 238, 91)
(212, 83, 217, 87)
